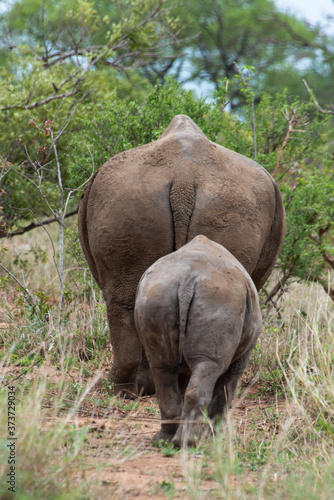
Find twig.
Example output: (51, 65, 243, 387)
(233, 62, 257, 159)
(265, 269, 292, 304)
(0, 262, 35, 307)
(303, 79, 334, 115)
(4, 358, 41, 387)
(272, 108, 307, 178)
(2, 87, 83, 111)
(285, 182, 299, 212)
(63, 145, 95, 217)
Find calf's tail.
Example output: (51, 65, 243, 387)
(177, 276, 196, 370)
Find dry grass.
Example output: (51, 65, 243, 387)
(0, 225, 333, 498)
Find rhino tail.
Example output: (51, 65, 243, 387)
(177, 276, 196, 371)
(169, 176, 196, 251)
(77, 171, 100, 285)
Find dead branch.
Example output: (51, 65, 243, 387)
(265, 269, 292, 304)
(272, 107, 308, 178)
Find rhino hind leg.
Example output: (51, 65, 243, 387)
(172, 359, 222, 448)
(106, 301, 143, 397)
(136, 350, 156, 396)
(151, 366, 183, 445)
(208, 348, 255, 420)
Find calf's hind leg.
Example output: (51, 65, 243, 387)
(208, 348, 255, 420)
(172, 359, 222, 448)
(151, 366, 183, 444)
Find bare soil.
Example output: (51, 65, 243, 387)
(3, 359, 290, 499)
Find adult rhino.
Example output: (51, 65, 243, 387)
(78, 115, 285, 395)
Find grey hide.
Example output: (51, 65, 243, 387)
(134, 235, 262, 447)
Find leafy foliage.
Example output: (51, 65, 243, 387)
(70, 77, 334, 299)
(0, 0, 184, 229)
(67, 78, 224, 183)
(143, 0, 334, 108)
(280, 170, 334, 292)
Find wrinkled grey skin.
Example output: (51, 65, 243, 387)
(134, 235, 262, 447)
(78, 115, 285, 395)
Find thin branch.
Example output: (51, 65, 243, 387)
(40, 46, 104, 67)
(63, 144, 95, 217)
(52, 67, 82, 94)
(233, 62, 257, 160)
(53, 104, 77, 148)
(2, 87, 82, 111)
(272, 108, 300, 177)
(303, 79, 334, 115)
(0, 262, 35, 307)
(10, 165, 57, 217)
(285, 182, 299, 212)
(265, 269, 292, 304)
(3, 210, 78, 237)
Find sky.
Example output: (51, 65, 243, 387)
(276, 0, 334, 32)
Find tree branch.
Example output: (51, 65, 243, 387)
(2, 86, 83, 111)
(272, 107, 301, 177)
(265, 269, 292, 304)
(0, 210, 78, 238)
(303, 79, 334, 115)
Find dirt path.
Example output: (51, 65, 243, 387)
(67, 380, 288, 498)
(3, 362, 289, 498)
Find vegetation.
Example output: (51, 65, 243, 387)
(0, 229, 333, 497)
(0, 0, 333, 303)
(143, 0, 334, 107)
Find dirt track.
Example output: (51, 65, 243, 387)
(69, 377, 288, 498)
(3, 359, 289, 498)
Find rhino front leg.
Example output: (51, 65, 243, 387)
(172, 360, 221, 448)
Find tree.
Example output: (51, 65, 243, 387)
(142, 0, 334, 108)
(73, 77, 334, 301)
(268, 170, 334, 302)
(0, 0, 187, 309)
(0, 0, 186, 231)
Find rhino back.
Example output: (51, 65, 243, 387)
(83, 118, 279, 296)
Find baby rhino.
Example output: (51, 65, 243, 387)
(134, 235, 262, 447)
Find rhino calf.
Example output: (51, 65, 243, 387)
(134, 235, 262, 447)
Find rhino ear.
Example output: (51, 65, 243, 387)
(157, 115, 207, 140)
